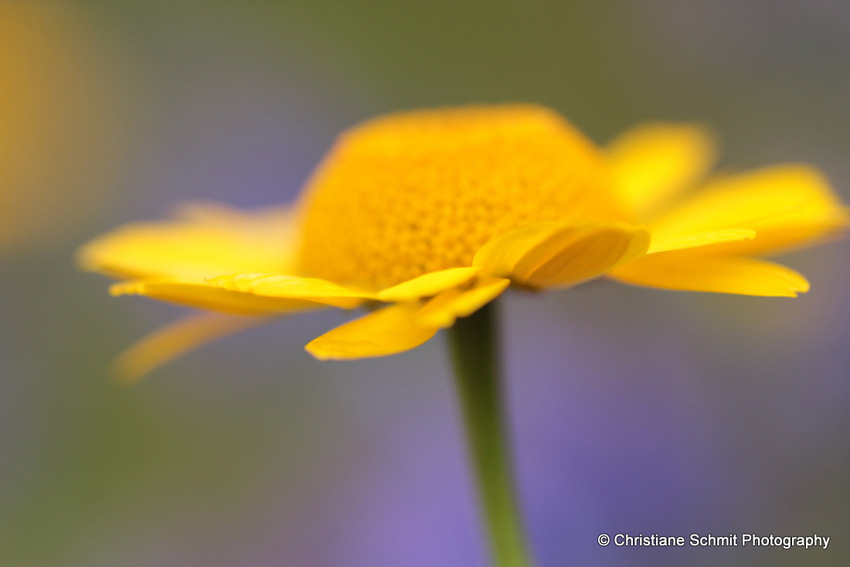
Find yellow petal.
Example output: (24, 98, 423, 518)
(472, 223, 560, 278)
(414, 277, 510, 328)
(474, 221, 650, 289)
(111, 279, 326, 316)
(113, 313, 267, 384)
(650, 165, 850, 255)
(77, 203, 298, 280)
(609, 255, 810, 297)
(207, 273, 372, 308)
(648, 228, 756, 254)
(608, 123, 716, 217)
(376, 267, 481, 302)
(305, 304, 438, 360)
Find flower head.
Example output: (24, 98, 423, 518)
(78, 104, 848, 380)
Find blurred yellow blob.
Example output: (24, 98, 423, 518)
(0, 1, 133, 255)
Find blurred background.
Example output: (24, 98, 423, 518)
(2, 1, 849, 565)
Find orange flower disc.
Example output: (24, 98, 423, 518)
(296, 105, 627, 289)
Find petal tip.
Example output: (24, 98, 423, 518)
(303, 342, 332, 361)
(303, 339, 366, 361)
(110, 359, 147, 386)
(109, 281, 143, 296)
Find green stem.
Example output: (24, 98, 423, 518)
(447, 301, 535, 567)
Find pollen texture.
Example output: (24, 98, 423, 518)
(296, 105, 626, 289)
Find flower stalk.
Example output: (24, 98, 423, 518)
(447, 302, 535, 567)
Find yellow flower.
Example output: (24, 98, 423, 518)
(78, 105, 848, 380)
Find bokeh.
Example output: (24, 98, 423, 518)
(2, 2, 848, 566)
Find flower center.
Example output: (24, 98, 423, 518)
(296, 105, 626, 289)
